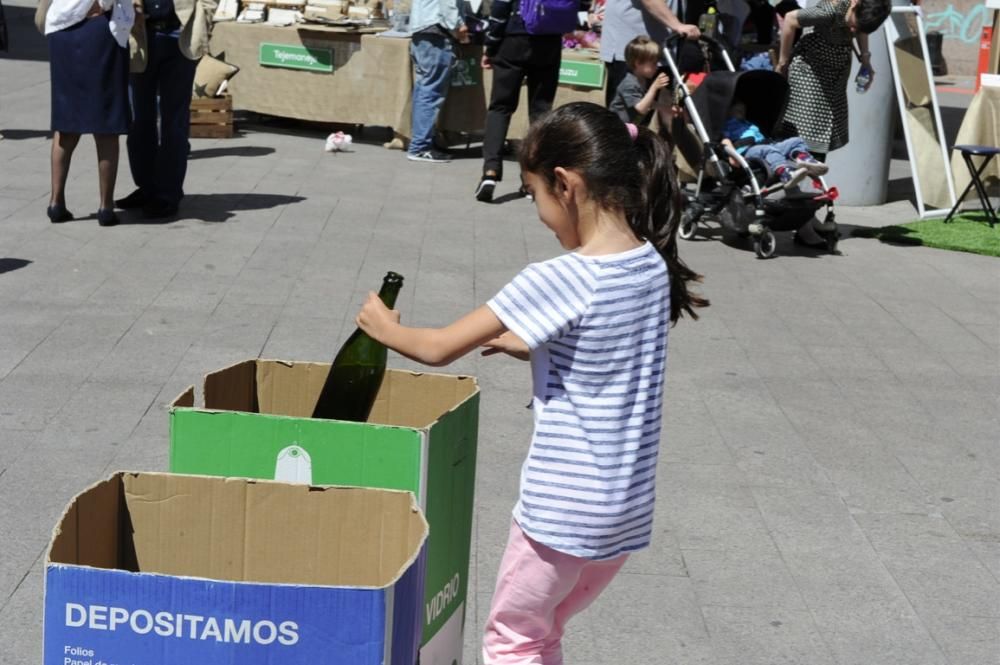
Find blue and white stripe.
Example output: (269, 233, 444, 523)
(487, 242, 670, 560)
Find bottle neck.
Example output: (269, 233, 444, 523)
(378, 281, 402, 310)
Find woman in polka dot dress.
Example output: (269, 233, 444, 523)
(776, 0, 890, 158)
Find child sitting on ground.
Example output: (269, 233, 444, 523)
(610, 36, 672, 127)
(721, 100, 828, 187)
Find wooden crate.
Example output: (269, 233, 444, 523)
(190, 95, 234, 138)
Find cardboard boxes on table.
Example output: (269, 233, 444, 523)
(44, 472, 428, 664)
(169, 360, 480, 665)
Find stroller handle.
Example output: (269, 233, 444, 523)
(662, 32, 728, 55)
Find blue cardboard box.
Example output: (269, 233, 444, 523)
(44, 472, 428, 665)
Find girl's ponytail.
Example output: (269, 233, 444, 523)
(630, 126, 709, 323)
(519, 102, 708, 324)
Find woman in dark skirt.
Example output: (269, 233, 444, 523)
(45, 0, 134, 226)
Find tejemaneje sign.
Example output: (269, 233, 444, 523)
(259, 43, 334, 72)
(558, 58, 604, 88)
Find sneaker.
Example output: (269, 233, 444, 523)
(407, 149, 451, 163)
(793, 153, 829, 176)
(777, 166, 807, 188)
(518, 184, 533, 201)
(475, 175, 497, 203)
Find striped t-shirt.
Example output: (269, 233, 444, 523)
(487, 241, 670, 560)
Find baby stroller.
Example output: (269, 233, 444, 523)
(662, 34, 840, 258)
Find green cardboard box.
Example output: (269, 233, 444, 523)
(169, 360, 479, 665)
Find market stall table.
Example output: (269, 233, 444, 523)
(208, 22, 604, 141)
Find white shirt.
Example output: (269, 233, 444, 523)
(487, 242, 671, 560)
(46, 0, 135, 48)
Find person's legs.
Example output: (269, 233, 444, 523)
(538, 554, 628, 663)
(94, 133, 121, 225)
(775, 137, 830, 176)
(604, 59, 629, 107)
(125, 35, 163, 205)
(409, 33, 456, 157)
(150, 34, 197, 211)
(50, 131, 80, 208)
(482, 37, 529, 181)
(525, 37, 561, 124)
(94, 134, 119, 210)
(772, 136, 811, 160)
(743, 144, 789, 174)
(483, 522, 590, 665)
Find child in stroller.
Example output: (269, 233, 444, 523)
(722, 101, 829, 187)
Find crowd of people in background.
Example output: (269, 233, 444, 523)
(407, 0, 888, 208)
(34, 0, 889, 230)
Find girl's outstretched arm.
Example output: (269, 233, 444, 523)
(356, 293, 509, 367)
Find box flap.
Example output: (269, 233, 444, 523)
(189, 360, 479, 429)
(256, 359, 330, 417)
(369, 370, 479, 429)
(48, 475, 126, 570)
(171, 385, 196, 408)
(242, 480, 428, 588)
(204, 359, 258, 412)
(108, 472, 427, 589)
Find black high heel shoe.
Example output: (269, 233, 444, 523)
(97, 208, 120, 227)
(46, 204, 73, 224)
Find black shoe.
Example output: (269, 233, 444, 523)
(793, 231, 826, 249)
(47, 204, 73, 223)
(97, 208, 120, 227)
(115, 189, 147, 209)
(475, 175, 497, 203)
(518, 184, 533, 201)
(143, 199, 178, 219)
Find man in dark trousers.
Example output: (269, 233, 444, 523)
(116, 0, 217, 218)
(473, 0, 590, 203)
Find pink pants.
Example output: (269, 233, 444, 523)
(482, 521, 629, 665)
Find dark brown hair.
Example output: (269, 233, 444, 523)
(856, 0, 890, 34)
(519, 102, 708, 324)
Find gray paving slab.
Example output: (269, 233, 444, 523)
(2, 18, 999, 664)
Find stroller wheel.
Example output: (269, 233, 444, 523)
(679, 218, 698, 240)
(753, 231, 777, 259)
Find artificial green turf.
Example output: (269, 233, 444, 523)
(852, 212, 1000, 257)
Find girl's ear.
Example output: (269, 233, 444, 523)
(553, 166, 575, 205)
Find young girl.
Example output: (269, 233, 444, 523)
(356, 102, 707, 664)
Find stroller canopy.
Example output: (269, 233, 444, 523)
(691, 70, 789, 141)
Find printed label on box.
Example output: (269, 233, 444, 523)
(45, 566, 396, 665)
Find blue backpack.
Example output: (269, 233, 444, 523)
(520, 0, 580, 35)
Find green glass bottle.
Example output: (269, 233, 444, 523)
(312, 271, 404, 422)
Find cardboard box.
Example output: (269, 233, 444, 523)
(170, 361, 479, 665)
(44, 472, 428, 665)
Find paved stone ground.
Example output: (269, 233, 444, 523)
(2, 8, 999, 664)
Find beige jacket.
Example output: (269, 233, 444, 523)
(130, 0, 217, 71)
